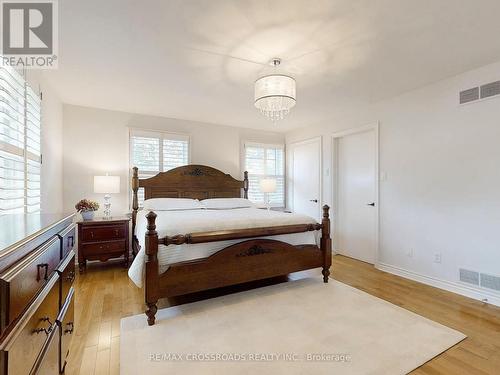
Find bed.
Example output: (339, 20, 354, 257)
(130, 164, 331, 325)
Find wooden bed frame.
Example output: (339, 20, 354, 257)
(131, 164, 331, 325)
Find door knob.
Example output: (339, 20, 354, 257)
(309, 199, 318, 203)
(367, 202, 375, 207)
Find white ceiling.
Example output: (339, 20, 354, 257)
(45, 0, 500, 132)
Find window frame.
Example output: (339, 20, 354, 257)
(128, 128, 191, 207)
(242, 141, 286, 208)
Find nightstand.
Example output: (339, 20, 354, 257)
(77, 217, 130, 273)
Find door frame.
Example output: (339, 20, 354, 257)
(287, 136, 323, 220)
(331, 122, 380, 265)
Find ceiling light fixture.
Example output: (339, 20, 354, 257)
(254, 58, 296, 123)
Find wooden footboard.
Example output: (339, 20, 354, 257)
(143, 206, 332, 326)
(158, 240, 323, 297)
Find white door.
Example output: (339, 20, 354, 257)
(336, 129, 377, 264)
(291, 138, 321, 221)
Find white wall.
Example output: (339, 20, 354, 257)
(287, 60, 500, 305)
(62, 105, 284, 216)
(26, 71, 64, 213)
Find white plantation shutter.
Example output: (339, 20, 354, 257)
(0, 151, 24, 213)
(26, 86, 41, 213)
(244, 142, 285, 207)
(130, 129, 189, 205)
(163, 138, 189, 171)
(131, 136, 160, 174)
(0, 66, 42, 215)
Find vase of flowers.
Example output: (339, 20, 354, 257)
(75, 199, 99, 220)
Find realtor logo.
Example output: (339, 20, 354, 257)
(1, 0, 58, 68)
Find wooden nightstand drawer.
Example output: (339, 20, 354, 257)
(81, 225, 126, 242)
(82, 240, 126, 257)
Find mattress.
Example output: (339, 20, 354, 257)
(128, 208, 319, 287)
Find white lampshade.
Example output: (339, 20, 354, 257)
(94, 175, 120, 194)
(254, 74, 296, 122)
(260, 178, 277, 193)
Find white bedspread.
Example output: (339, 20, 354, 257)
(128, 208, 319, 287)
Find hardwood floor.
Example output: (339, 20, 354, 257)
(66, 255, 500, 375)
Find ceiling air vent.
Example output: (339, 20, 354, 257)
(480, 80, 500, 99)
(459, 87, 479, 104)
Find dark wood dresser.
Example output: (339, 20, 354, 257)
(77, 217, 130, 273)
(0, 213, 76, 375)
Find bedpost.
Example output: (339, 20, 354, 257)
(321, 205, 332, 283)
(243, 171, 249, 199)
(145, 211, 159, 325)
(131, 167, 139, 256)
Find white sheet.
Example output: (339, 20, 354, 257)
(128, 208, 319, 287)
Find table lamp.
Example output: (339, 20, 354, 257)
(94, 174, 120, 218)
(260, 178, 277, 211)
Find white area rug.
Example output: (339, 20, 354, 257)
(121, 277, 466, 375)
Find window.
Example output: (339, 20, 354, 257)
(243, 142, 285, 207)
(129, 129, 189, 205)
(0, 66, 42, 215)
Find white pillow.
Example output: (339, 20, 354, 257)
(143, 198, 203, 211)
(201, 198, 255, 210)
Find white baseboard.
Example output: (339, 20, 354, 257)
(376, 262, 500, 307)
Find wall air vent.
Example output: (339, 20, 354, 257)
(480, 273, 500, 292)
(480, 81, 500, 99)
(459, 268, 500, 292)
(459, 268, 479, 285)
(459, 87, 479, 104)
(460, 79, 500, 104)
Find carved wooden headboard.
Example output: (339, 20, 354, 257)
(132, 164, 248, 201)
(131, 165, 249, 247)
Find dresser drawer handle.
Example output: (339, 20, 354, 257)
(90, 231, 94, 239)
(36, 263, 49, 281)
(33, 317, 53, 335)
(66, 270, 75, 283)
(64, 321, 74, 334)
(33, 327, 51, 335)
(115, 229, 119, 236)
(67, 235, 74, 248)
(41, 316, 53, 325)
